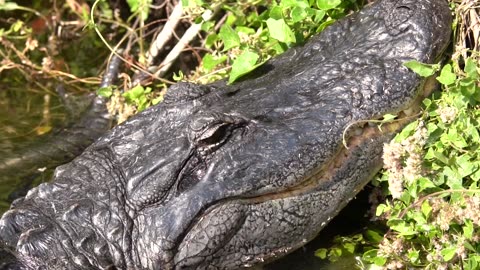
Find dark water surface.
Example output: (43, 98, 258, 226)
(0, 82, 69, 210)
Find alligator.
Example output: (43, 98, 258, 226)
(0, 0, 451, 269)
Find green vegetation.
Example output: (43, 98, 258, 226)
(369, 55, 480, 269)
(179, 0, 365, 84)
(1, 0, 479, 269)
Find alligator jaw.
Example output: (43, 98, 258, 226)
(171, 72, 441, 268)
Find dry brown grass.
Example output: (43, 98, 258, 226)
(453, 0, 480, 65)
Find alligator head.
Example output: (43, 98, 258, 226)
(0, 0, 451, 269)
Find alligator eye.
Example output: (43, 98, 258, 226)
(189, 114, 248, 154)
(197, 123, 231, 146)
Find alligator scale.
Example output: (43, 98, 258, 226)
(0, 0, 451, 269)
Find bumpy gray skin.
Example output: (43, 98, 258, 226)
(0, 0, 451, 269)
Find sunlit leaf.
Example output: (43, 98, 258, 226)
(316, 0, 341, 10)
(219, 25, 240, 51)
(441, 247, 457, 261)
(126, 0, 152, 21)
(266, 18, 296, 43)
(228, 51, 259, 84)
(97, 86, 113, 98)
(314, 248, 327, 259)
(465, 58, 479, 79)
(0, 2, 19, 10)
(202, 54, 227, 72)
(436, 64, 456, 85)
(404, 61, 439, 77)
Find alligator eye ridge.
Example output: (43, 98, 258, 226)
(193, 116, 248, 156)
(177, 122, 247, 194)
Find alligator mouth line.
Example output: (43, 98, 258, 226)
(240, 75, 439, 204)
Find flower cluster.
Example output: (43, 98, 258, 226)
(382, 121, 428, 198)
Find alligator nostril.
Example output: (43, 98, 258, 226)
(397, 5, 411, 11)
(385, 3, 414, 35)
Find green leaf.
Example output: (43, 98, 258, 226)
(313, 9, 326, 24)
(457, 154, 477, 178)
(11, 20, 23, 32)
(443, 167, 462, 189)
(443, 128, 468, 148)
(363, 249, 387, 266)
(441, 247, 457, 261)
(152, 95, 163, 105)
(460, 78, 477, 99)
(464, 220, 474, 239)
(123, 85, 145, 102)
(417, 177, 436, 193)
(269, 6, 283, 20)
(421, 199, 432, 219)
(97, 86, 113, 98)
(376, 203, 389, 216)
(436, 64, 456, 85)
(137, 95, 149, 111)
(382, 113, 397, 122)
(364, 230, 383, 244)
(218, 25, 240, 51)
(201, 21, 214, 31)
(172, 70, 184, 81)
(314, 248, 327, 259)
(408, 250, 420, 263)
(202, 54, 227, 72)
(281, 0, 309, 9)
(394, 121, 417, 142)
(465, 241, 477, 253)
(387, 218, 416, 236)
(0, 2, 19, 10)
(409, 211, 427, 225)
(467, 255, 480, 270)
(316, 0, 341, 10)
(343, 242, 355, 254)
(266, 18, 296, 44)
(236, 26, 255, 35)
(291, 6, 308, 22)
(205, 33, 218, 48)
(432, 150, 449, 165)
(465, 58, 479, 79)
(404, 61, 439, 77)
(126, 0, 152, 21)
(228, 51, 259, 84)
(328, 247, 342, 261)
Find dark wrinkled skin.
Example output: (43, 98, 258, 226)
(0, 0, 451, 269)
